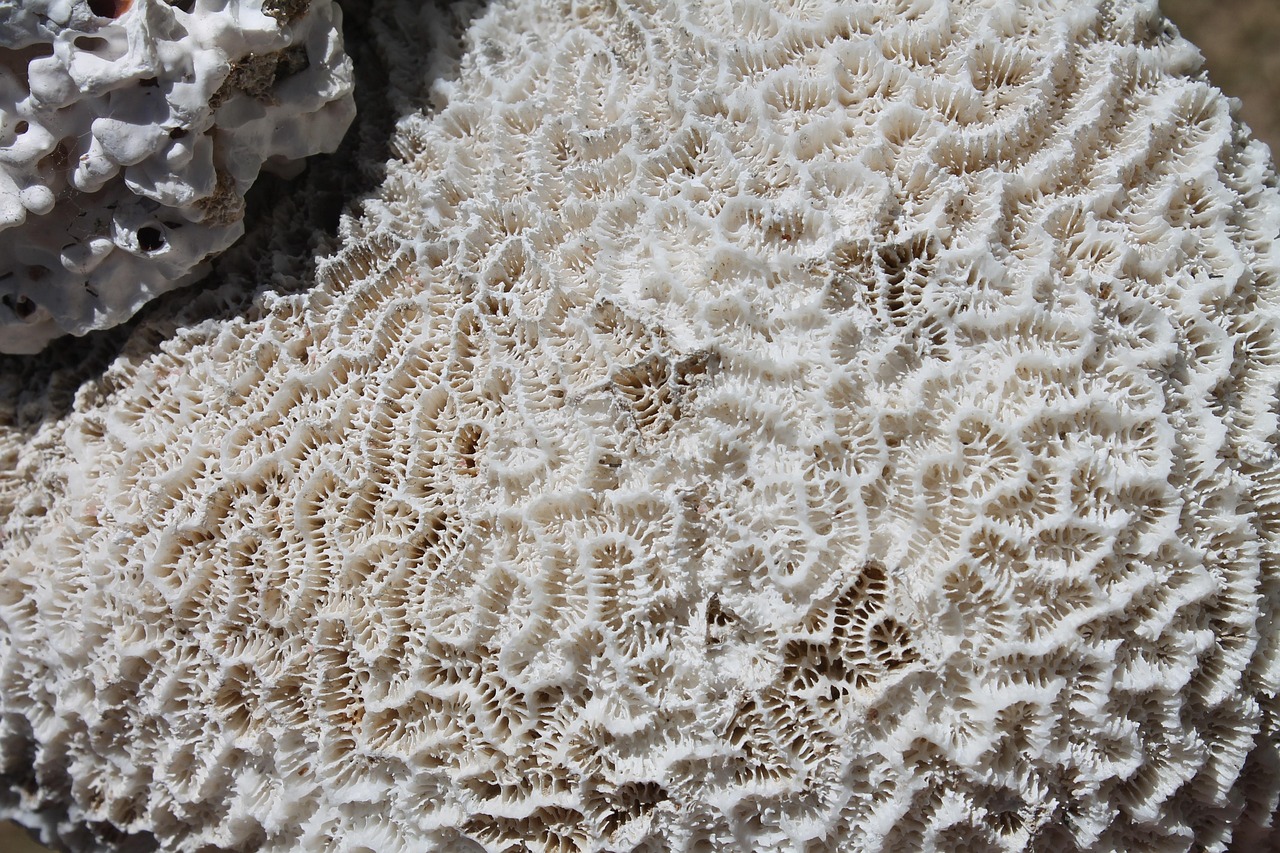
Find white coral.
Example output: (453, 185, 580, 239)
(0, 0, 355, 354)
(1, 0, 1279, 850)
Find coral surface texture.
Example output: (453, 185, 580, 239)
(0, 0, 355, 354)
(1, 0, 1280, 850)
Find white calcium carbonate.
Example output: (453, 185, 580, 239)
(0, 0, 1278, 850)
(0, 0, 354, 353)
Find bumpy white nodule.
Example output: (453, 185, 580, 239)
(1, 0, 1279, 850)
(0, 0, 355, 354)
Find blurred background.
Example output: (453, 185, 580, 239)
(0, 1, 1277, 852)
(1163, 0, 1280, 153)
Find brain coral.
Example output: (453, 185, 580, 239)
(1, 0, 1279, 850)
(0, 0, 355, 355)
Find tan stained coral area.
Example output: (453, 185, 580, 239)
(1, 0, 1280, 850)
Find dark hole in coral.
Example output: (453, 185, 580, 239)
(985, 790, 1027, 834)
(137, 227, 165, 253)
(706, 592, 734, 629)
(13, 120, 27, 135)
(168, 0, 194, 10)
(88, 820, 129, 845)
(168, 127, 186, 140)
(2, 294, 36, 320)
(139, 77, 159, 88)
(73, 36, 112, 53)
(0, 44, 53, 89)
(38, 142, 68, 172)
(88, 0, 133, 16)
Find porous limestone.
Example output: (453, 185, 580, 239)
(0, 0, 355, 354)
(0, 0, 1278, 850)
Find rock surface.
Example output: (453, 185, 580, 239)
(0, 0, 355, 354)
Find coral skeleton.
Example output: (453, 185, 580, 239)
(1, 0, 1279, 850)
(0, 0, 355, 354)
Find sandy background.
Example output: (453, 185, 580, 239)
(1162, 0, 1280, 153)
(1, 1, 1277, 851)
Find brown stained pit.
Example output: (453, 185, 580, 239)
(195, 171, 245, 226)
(88, 0, 134, 17)
(261, 0, 310, 24)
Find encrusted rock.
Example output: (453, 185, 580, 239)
(0, 0, 355, 353)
